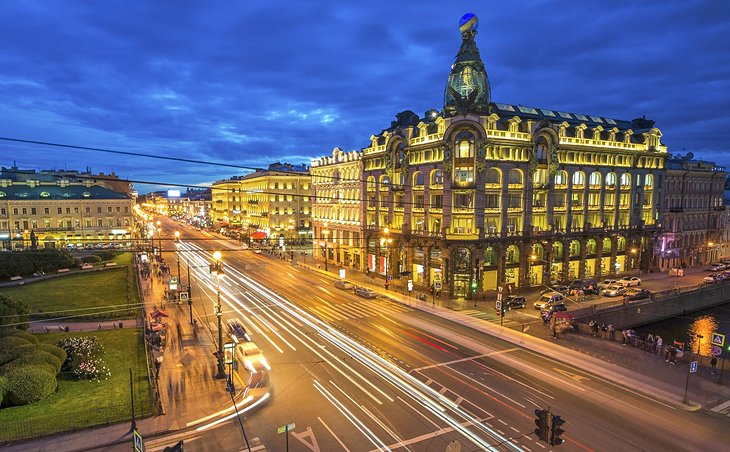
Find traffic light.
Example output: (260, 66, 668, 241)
(534, 408, 549, 442)
(471, 281, 478, 292)
(551, 414, 565, 446)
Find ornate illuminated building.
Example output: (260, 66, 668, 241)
(658, 154, 727, 268)
(212, 163, 312, 242)
(311, 148, 363, 270)
(358, 14, 667, 298)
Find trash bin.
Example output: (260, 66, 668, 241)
(119, 322, 123, 329)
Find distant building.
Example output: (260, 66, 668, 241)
(0, 171, 134, 250)
(311, 148, 364, 270)
(1, 164, 133, 196)
(658, 154, 727, 268)
(211, 163, 312, 242)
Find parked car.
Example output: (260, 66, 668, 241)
(534, 292, 565, 310)
(80, 263, 94, 270)
(334, 280, 354, 290)
(619, 276, 641, 287)
(503, 295, 526, 310)
(602, 284, 627, 297)
(569, 279, 599, 294)
(704, 274, 719, 284)
(354, 287, 378, 299)
(544, 302, 568, 314)
(540, 285, 569, 296)
(227, 319, 251, 342)
(598, 279, 618, 289)
(707, 263, 725, 271)
(625, 288, 652, 301)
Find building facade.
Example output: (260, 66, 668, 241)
(358, 15, 666, 299)
(658, 155, 727, 268)
(0, 176, 134, 250)
(211, 163, 312, 243)
(311, 148, 364, 271)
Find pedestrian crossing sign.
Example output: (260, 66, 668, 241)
(712, 333, 725, 347)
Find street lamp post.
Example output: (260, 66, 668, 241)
(683, 334, 703, 405)
(174, 231, 181, 281)
(380, 227, 393, 289)
(322, 223, 329, 272)
(224, 341, 236, 393)
(212, 251, 226, 380)
(156, 221, 162, 260)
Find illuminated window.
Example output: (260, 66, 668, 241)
(457, 140, 472, 158)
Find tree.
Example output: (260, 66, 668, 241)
(0, 295, 30, 331)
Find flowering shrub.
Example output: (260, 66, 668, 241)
(57, 336, 111, 381)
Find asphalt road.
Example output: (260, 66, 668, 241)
(145, 220, 730, 452)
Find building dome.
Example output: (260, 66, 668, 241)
(443, 13, 491, 116)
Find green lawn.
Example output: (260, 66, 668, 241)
(0, 267, 138, 320)
(111, 252, 133, 266)
(0, 328, 153, 442)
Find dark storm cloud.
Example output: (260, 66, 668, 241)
(1, 0, 729, 192)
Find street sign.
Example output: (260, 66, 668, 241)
(711, 345, 723, 356)
(277, 422, 296, 434)
(711, 333, 726, 347)
(339, 269, 346, 279)
(435, 282, 442, 290)
(690, 361, 698, 373)
(133, 428, 144, 452)
(178, 292, 188, 301)
(170, 276, 179, 284)
(495, 300, 502, 311)
(407, 280, 413, 291)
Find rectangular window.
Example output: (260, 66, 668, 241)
(116, 206, 120, 213)
(44, 219, 51, 228)
(485, 194, 500, 209)
(13, 208, 19, 215)
(22, 208, 27, 215)
(97, 219, 103, 227)
(44, 207, 49, 214)
(509, 194, 522, 208)
(97, 207, 102, 213)
(453, 193, 473, 209)
(1, 208, 6, 215)
(86, 219, 92, 227)
(454, 167, 474, 184)
(554, 193, 566, 207)
(431, 194, 443, 207)
(66, 208, 71, 214)
(107, 206, 112, 213)
(85, 207, 91, 214)
(125, 206, 129, 213)
(74, 207, 79, 214)
(571, 193, 583, 207)
(57, 208, 62, 214)
(414, 194, 424, 209)
(31, 208, 37, 215)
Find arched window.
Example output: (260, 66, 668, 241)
(644, 174, 653, 188)
(366, 176, 376, 191)
(413, 171, 424, 187)
(605, 173, 616, 186)
(457, 140, 473, 158)
(554, 170, 568, 185)
(431, 170, 443, 186)
(508, 169, 523, 184)
(620, 173, 631, 187)
(572, 171, 585, 186)
(485, 168, 501, 184)
(589, 172, 601, 186)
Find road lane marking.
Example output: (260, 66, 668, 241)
(318, 417, 351, 452)
(711, 399, 730, 412)
(553, 367, 590, 383)
(411, 348, 520, 371)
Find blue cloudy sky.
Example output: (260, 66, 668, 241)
(1, 1, 729, 192)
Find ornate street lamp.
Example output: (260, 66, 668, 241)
(380, 227, 393, 288)
(322, 223, 330, 272)
(211, 251, 226, 379)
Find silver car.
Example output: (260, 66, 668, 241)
(354, 287, 378, 299)
(602, 284, 627, 297)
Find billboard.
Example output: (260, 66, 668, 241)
(167, 189, 181, 198)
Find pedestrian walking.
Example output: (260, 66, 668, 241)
(608, 324, 615, 341)
(711, 356, 718, 375)
(600, 323, 607, 339)
(655, 335, 663, 355)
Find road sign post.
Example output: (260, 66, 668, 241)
(277, 422, 296, 452)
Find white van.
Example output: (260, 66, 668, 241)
(534, 292, 565, 310)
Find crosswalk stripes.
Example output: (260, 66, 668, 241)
(310, 299, 412, 322)
(710, 398, 730, 415)
(461, 309, 494, 321)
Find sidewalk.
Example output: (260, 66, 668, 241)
(6, 261, 265, 452)
(302, 259, 730, 412)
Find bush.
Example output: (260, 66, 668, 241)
(0, 295, 31, 331)
(0, 344, 36, 367)
(93, 250, 119, 262)
(57, 336, 110, 380)
(0, 329, 38, 344)
(0, 374, 7, 405)
(81, 255, 102, 264)
(0, 249, 75, 279)
(37, 343, 68, 365)
(0, 336, 31, 351)
(4, 366, 57, 405)
(4, 351, 62, 375)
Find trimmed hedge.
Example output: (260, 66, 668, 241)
(0, 375, 7, 405)
(93, 250, 119, 262)
(0, 249, 75, 279)
(37, 343, 68, 364)
(0, 330, 38, 344)
(4, 366, 57, 405)
(5, 352, 62, 375)
(81, 255, 102, 264)
(0, 344, 36, 367)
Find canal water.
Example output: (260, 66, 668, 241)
(633, 302, 730, 357)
